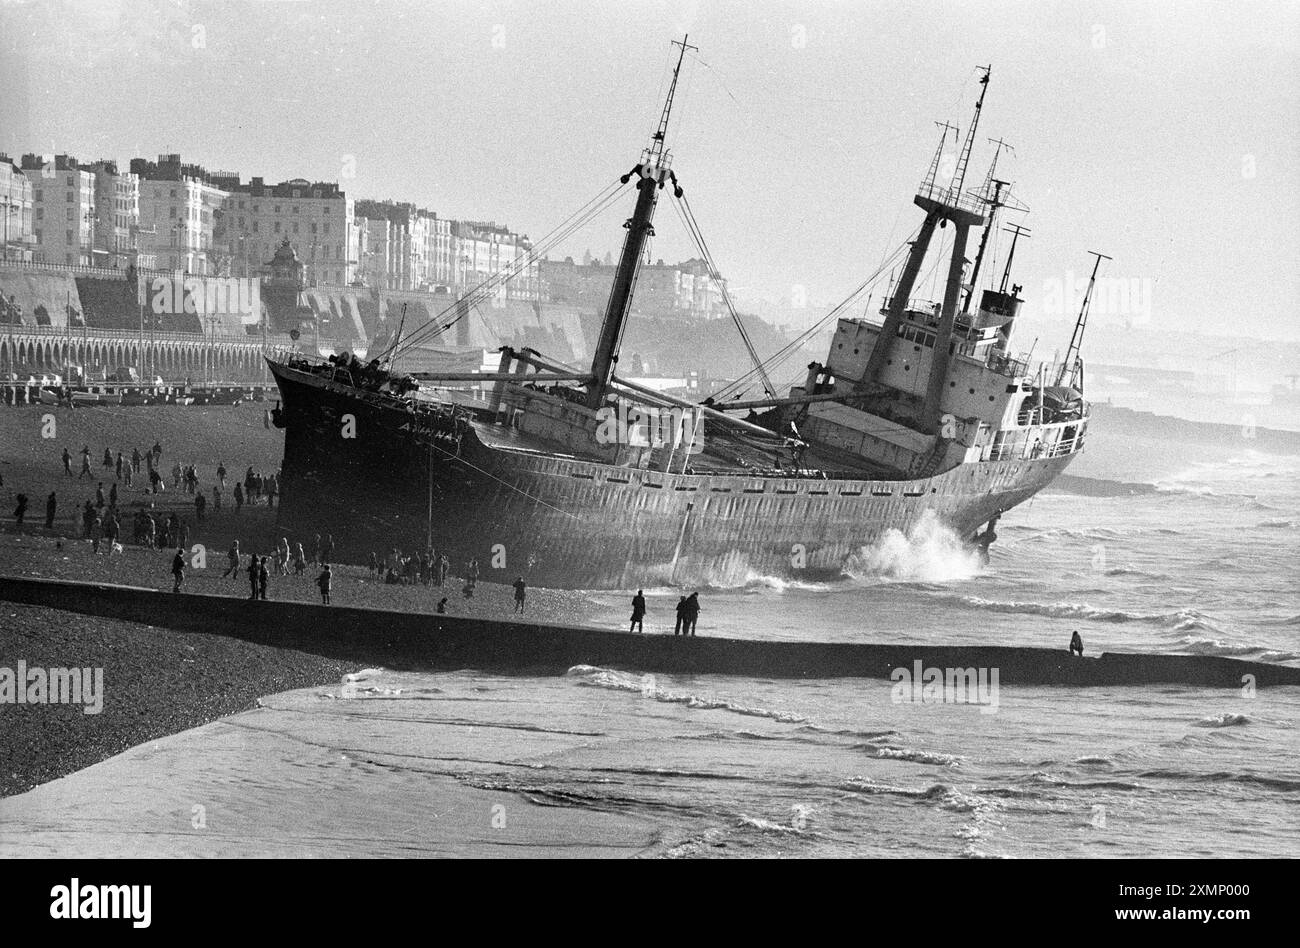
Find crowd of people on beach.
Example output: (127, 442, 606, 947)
(7, 436, 715, 633)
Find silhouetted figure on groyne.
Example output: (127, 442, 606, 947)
(513, 577, 527, 613)
(316, 564, 332, 605)
(258, 557, 270, 601)
(248, 556, 260, 601)
(674, 596, 687, 636)
(630, 590, 646, 633)
(1069, 630, 1084, 657)
(683, 592, 700, 637)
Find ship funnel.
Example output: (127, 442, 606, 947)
(975, 287, 1022, 349)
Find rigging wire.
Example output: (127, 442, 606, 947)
(381, 177, 630, 361)
(708, 232, 916, 404)
(669, 190, 776, 398)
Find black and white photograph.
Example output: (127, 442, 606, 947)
(0, 0, 1294, 922)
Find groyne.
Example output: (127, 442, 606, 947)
(2, 576, 1296, 688)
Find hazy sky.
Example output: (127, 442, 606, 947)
(3, 0, 1298, 347)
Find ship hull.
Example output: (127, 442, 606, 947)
(270, 362, 1079, 589)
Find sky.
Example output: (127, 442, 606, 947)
(2, 0, 1298, 351)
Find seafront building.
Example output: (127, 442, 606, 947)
(0, 155, 35, 263)
(88, 160, 143, 270)
(212, 175, 362, 286)
(130, 154, 229, 276)
(21, 154, 97, 267)
(542, 256, 725, 317)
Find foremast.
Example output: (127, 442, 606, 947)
(586, 35, 695, 409)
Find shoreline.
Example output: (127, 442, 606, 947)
(0, 601, 356, 798)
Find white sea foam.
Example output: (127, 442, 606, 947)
(872, 746, 963, 767)
(843, 510, 984, 583)
(565, 665, 808, 723)
(1193, 713, 1252, 728)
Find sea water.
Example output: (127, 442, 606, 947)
(2, 446, 1296, 857)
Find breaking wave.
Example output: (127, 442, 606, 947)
(948, 596, 1224, 631)
(565, 665, 807, 723)
(1193, 713, 1252, 728)
(870, 746, 963, 767)
(843, 510, 984, 583)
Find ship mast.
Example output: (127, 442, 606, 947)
(586, 36, 696, 409)
(1056, 250, 1110, 387)
(860, 66, 991, 435)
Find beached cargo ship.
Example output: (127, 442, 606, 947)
(269, 50, 1095, 589)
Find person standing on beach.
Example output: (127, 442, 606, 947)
(258, 556, 270, 601)
(102, 448, 113, 469)
(248, 555, 260, 601)
(233, 482, 244, 512)
(89, 514, 103, 552)
(217, 462, 227, 488)
(323, 533, 335, 564)
(674, 596, 687, 636)
(1069, 630, 1084, 657)
(104, 513, 120, 554)
(171, 548, 185, 593)
(213, 484, 222, 511)
(45, 492, 57, 529)
(630, 590, 646, 633)
(223, 541, 241, 579)
(108, 482, 118, 510)
(13, 493, 28, 529)
(79, 447, 92, 479)
(316, 564, 332, 605)
(293, 543, 306, 577)
(152, 442, 162, 465)
(132, 447, 142, 474)
(95, 482, 105, 509)
(115, 452, 123, 481)
(683, 593, 700, 637)
(62, 447, 72, 476)
(513, 577, 527, 613)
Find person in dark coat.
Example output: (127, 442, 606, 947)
(1069, 630, 1084, 657)
(630, 590, 646, 633)
(683, 592, 700, 637)
(316, 564, 332, 605)
(171, 548, 186, 592)
(248, 555, 260, 601)
(674, 596, 687, 636)
(258, 556, 270, 601)
(513, 577, 527, 613)
(13, 493, 28, 528)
